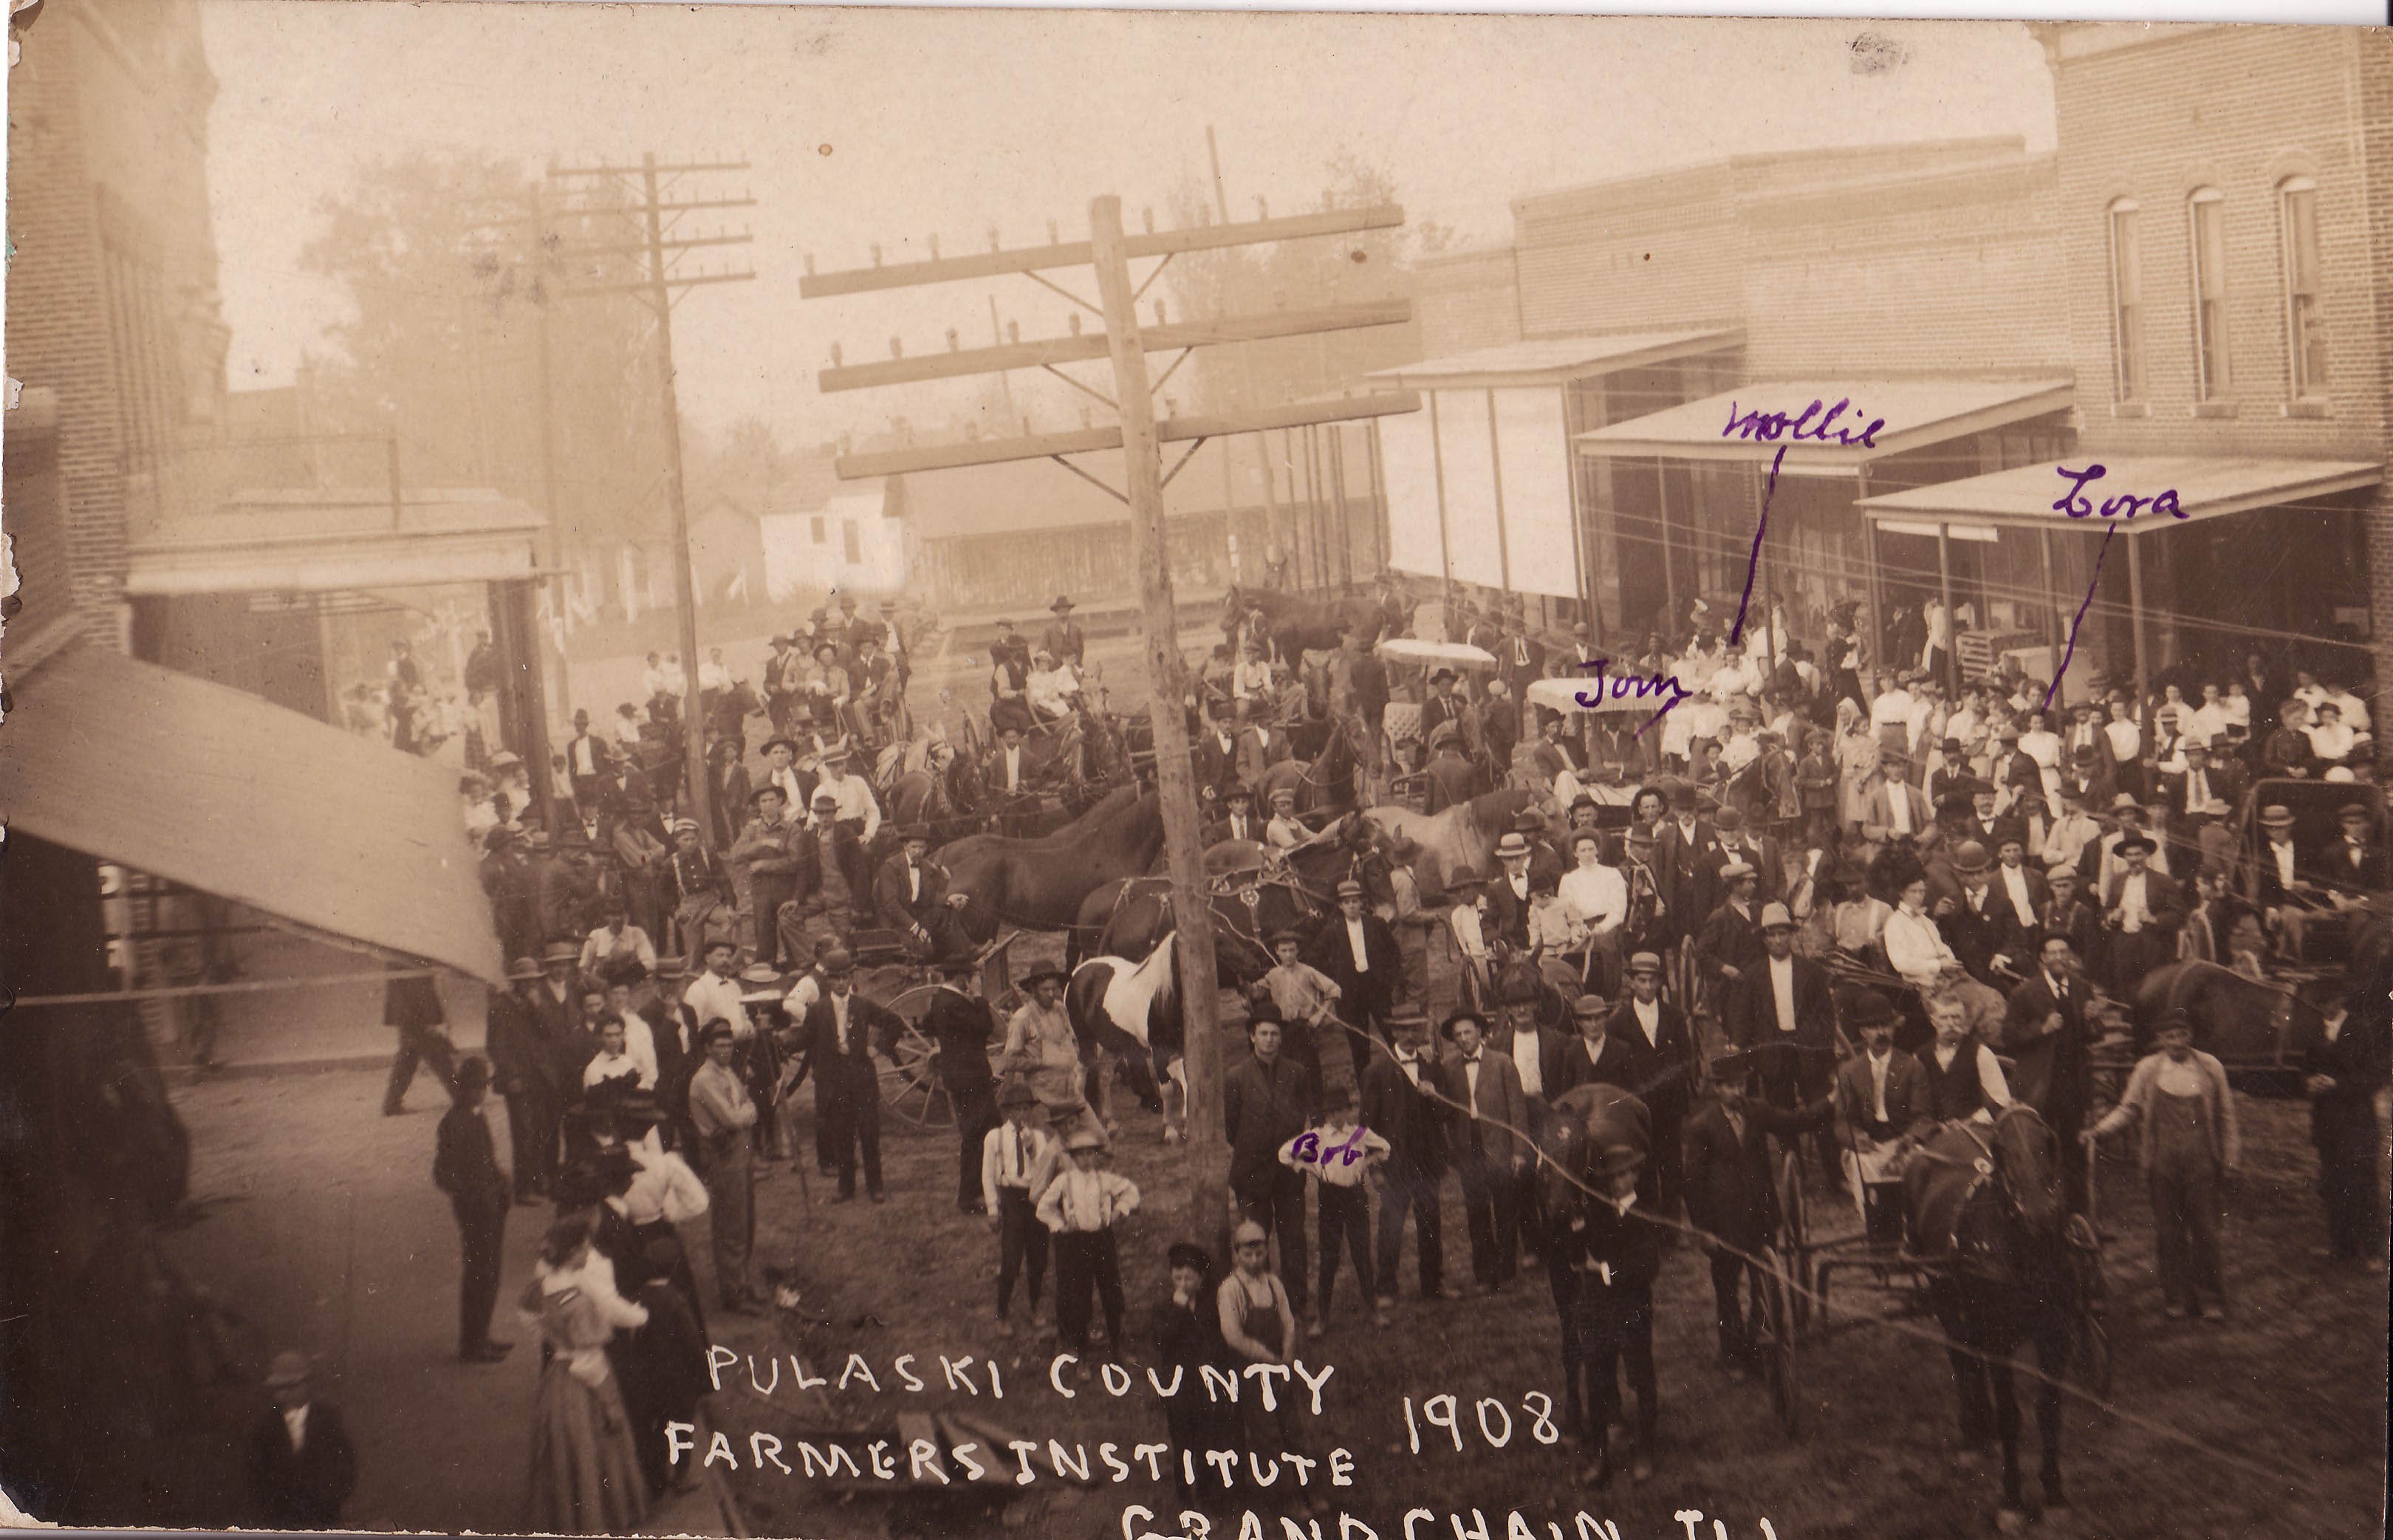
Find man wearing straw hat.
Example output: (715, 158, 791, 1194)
(688, 1021, 764, 1313)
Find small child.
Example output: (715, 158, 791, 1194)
(1278, 1086, 1391, 1333)
(1559, 1137, 1660, 1488)
(1037, 1127, 1140, 1361)
(1266, 788, 1309, 857)
(1259, 933, 1341, 1101)
(982, 1081, 1058, 1336)
(2088, 1008, 2239, 1322)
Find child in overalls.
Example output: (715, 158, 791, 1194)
(2089, 1007, 2240, 1321)
(1217, 1219, 1329, 1516)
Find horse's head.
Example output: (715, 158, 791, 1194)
(1534, 1109, 1594, 1225)
(1988, 1103, 2065, 1241)
(1219, 586, 1245, 634)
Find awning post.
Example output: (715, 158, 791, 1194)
(1657, 457, 1677, 639)
(2128, 532, 2150, 708)
(1428, 391, 1454, 617)
(1859, 466, 1885, 677)
(1934, 523, 1956, 693)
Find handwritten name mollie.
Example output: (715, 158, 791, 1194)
(1722, 396, 1884, 448)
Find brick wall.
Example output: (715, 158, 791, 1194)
(1414, 247, 1521, 359)
(2359, 31, 2393, 742)
(4, 0, 224, 641)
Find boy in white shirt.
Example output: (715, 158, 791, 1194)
(1259, 933, 1341, 1101)
(1279, 1085, 1391, 1332)
(982, 1081, 1059, 1335)
(1038, 1128, 1140, 1362)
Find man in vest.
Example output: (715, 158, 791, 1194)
(1920, 992, 2015, 1125)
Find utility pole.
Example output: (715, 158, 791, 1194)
(802, 196, 1421, 1261)
(545, 154, 756, 837)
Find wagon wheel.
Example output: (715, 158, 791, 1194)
(877, 985, 955, 1128)
(1755, 1246, 1803, 1440)
(1773, 1146, 1815, 1338)
(2064, 1213, 2114, 1397)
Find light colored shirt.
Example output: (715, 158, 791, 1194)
(1886, 781, 1914, 836)
(1769, 955, 1798, 1035)
(1037, 1166, 1140, 1232)
(283, 1405, 310, 1451)
(583, 1048, 639, 1090)
(686, 1058, 756, 1138)
(2270, 839, 2298, 891)
(818, 772, 882, 841)
(1511, 1027, 1545, 1098)
(2117, 872, 2149, 933)
(682, 972, 747, 1033)
(1344, 916, 1372, 973)
(1559, 864, 1628, 935)
(1630, 997, 1663, 1050)
(581, 924, 658, 979)
(1868, 1050, 1893, 1123)
(982, 1121, 1059, 1213)
(1930, 1041, 2014, 1117)
(1884, 906, 1960, 987)
(612, 1136, 708, 1224)
(1278, 1123, 1389, 1188)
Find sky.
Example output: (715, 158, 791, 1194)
(199, 2, 2057, 443)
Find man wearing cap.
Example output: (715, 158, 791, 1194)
(1603, 953, 1695, 1209)
(244, 1349, 358, 1529)
(1557, 990, 1651, 1100)
(1364, 1003, 1451, 1306)
(434, 1055, 515, 1363)
(1695, 860, 1767, 1025)
(925, 956, 1001, 1214)
(1435, 1010, 1528, 1293)
(2160, 739, 2240, 829)
(731, 784, 806, 967)
(1832, 991, 1930, 1245)
(2101, 832, 2185, 996)
(1204, 783, 1263, 846)
(1000, 968, 1090, 1137)
(876, 827, 968, 961)
(1306, 880, 1402, 1084)
(1615, 824, 1674, 962)
(1860, 746, 1933, 848)
(793, 948, 902, 1202)
(688, 1021, 764, 1311)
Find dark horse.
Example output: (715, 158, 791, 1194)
(1222, 584, 1387, 658)
(937, 787, 1164, 940)
(1904, 1106, 2081, 1531)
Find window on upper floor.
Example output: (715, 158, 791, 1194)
(2188, 188, 2232, 400)
(2106, 199, 2145, 403)
(2279, 177, 2327, 399)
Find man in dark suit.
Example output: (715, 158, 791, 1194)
(1654, 780, 1722, 940)
(874, 827, 968, 959)
(1439, 1010, 1530, 1293)
(1226, 1010, 1318, 1310)
(1420, 668, 1468, 748)
(2101, 833, 2185, 997)
(2002, 930, 2101, 1215)
(776, 791, 872, 969)
(1482, 832, 1538, 950)
(1364, 1004, 1451, 1310)
(1606, 952, 1699, 1215)
(246, 1349, 358, 1530)
(1306, 880, 1403, 1084)
(1924, 742, 1974, 823)
(923, 956, 999, 1214)
(485, 959, 562, 1202)
(1832, 990, 1931, 1245)
(1203, 784, 1264, 846)
(2321, 802, 2391, 893)
(1709, 807, 1782, 908)
(1695, 861, 1766, 1025)
(2307, 963, 2392, 1270)
(1479, 679, 1522, 781)
(1680, 1052, 1829, 1378)
(1500, 626, 1547, 703)
(794, 948, 903, 1202)
(433, 1055, 515, 1362)
(1557, 990, 1654, 1096)
(2158, 740, 2243, 829)
(1424, 726, 1482, 812)
(1944, 841, 2029, 990)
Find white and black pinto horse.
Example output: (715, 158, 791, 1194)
(1064, 933, 1188, 1142)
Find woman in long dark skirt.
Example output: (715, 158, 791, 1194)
(1153, 1241, 1242, 1508)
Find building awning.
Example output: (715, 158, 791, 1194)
(1855, 455, 2383, 536)
(126, 488, 547, 596)
(1573, 377, 2074, 475)
(1367, 329, 1743, 390)
(0, 645, 504, 984)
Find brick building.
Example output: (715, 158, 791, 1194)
(1372, 137, 2079, 651)
(1862, 24, 2389, 708)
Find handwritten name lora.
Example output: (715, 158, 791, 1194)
(2051, 462, 2188, 520)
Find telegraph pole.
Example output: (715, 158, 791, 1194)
(801, 196, 1421, 1259)
(545, 155, 756, 836)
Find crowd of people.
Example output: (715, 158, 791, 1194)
(323, 573, 2393, 1529)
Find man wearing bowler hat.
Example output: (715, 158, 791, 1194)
(876, 825, 970, 960)
(1039, 595, 1086, 671)
(1364, 1002, 1451, 1307)
(244, 1349, 357, 1530)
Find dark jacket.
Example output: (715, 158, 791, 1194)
(434, 1101, 510, 1206)
(921, 985, 997, 1093)
(874, 853, 956, 940)
(1305, 911, 1403, 1015)
(1603, 998, 1699, 1124)
(1552, 1031, 1654, 1102)
(1547, 1189, 1661, 1299)
(2002, 966, 2099, 1124)
(797, 990, 902, 1085)
(1654, 818, 1722, 933)
(1225, 1052, 1315, 1192)
(790, 821, 872, 906)
(1680, 1097, 1823, 1253)
(1491, 1022, 1572, 1109)
(1832, 1049, 1932, 1146)
(1730, 953, 1840, 1103)
(246, 1400, 357, 1530)
(2307, 997, 2392, 1151)
(1360, 1050, 1450, 1179)
(1945, 883, 2029, 987)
